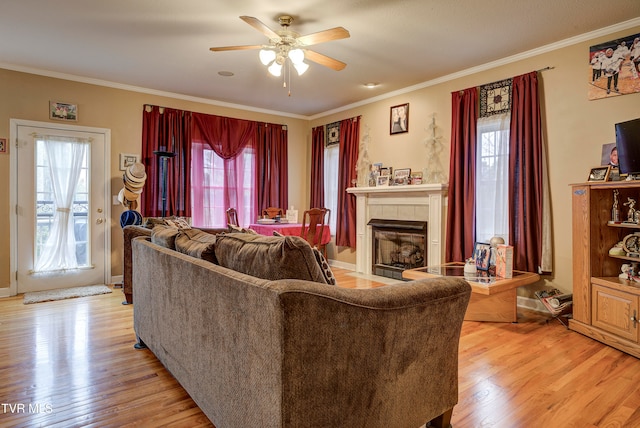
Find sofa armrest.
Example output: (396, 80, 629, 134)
(273, 278, 471, 427)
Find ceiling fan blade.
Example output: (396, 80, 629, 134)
(305, 50, 347, 71)
(240, 16, 280, 40)
(297, 27, 350, 46)
(209, 45, 263, 52)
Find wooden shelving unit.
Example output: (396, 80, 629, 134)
(570, 181, 640, 358)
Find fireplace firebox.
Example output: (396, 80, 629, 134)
(367, 219, 428, 279)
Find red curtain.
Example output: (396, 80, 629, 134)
(140, 106, 192, 217)
(509, 71, 544, 272)
(192, 113, 256, 159)
(256, 123, 289, 213)
(445, 88, 478, 262)
(336, 117, 360, 248)
(310, 126, 325, 208)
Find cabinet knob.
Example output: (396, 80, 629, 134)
(632, 310, 638, 326)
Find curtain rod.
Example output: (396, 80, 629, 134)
(537, 66, 555, 72)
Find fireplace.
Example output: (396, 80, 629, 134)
(368, 219, 428, 279)
(346, 183, 447, 275)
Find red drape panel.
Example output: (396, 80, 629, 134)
(445, 88, 478, 262)
(310, 126, 325, 208)
(256, 124, 288, 213)
(140, 106, 192, 217)
(509, 71, 543, 272)
(336, 117, 360, 248)
(141, 106, 160, 216)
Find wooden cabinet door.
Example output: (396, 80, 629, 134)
(592, 284, 639, 342)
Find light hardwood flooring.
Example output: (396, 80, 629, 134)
(2, 268, 640, 427)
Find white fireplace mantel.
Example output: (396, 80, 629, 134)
(346, 184, 448, 274)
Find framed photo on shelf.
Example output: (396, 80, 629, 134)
(380, 166, 392, 176)
(393, 168, 411, 185)
(587, 165, 610, 182)
(473, 242, 492, 271)
(377, 175, 390, 186)
(390, 103, 409, 134)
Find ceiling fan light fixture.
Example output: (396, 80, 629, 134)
(259, 49, 276, 65)
(288, 48, 305, 65)
(268, 61, 283, 77)
(294, 61, 309, 76)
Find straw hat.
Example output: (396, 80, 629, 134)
(123, 187, 139, 202)
(125, 162, 147, 184)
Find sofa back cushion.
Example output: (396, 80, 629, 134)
(175, 228, 218, 264)
(214, 233, 328, 284)
(150, 224, 181, 250)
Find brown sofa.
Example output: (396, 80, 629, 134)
(131, 230, 471, 428)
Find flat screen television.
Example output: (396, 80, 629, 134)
(616, 118, 640, 177)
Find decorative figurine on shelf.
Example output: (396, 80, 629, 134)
(624, 197, 637, 223)
(612, 189, 621, 222)
(609, 240, 626, 256)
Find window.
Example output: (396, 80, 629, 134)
(475, 113, 510, 244)
(323, 145, 339, 234)
(190, 142, 255, 228)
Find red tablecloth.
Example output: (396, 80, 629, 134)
(249, 223, 331, 245)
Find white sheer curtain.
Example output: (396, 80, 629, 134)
(475, 113, 510, 244)
(34, 136, 88, 272)
(323, 145, 339, 234)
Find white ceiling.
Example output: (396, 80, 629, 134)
(1, 1, 639, 118)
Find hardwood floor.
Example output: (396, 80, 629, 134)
(3, 268, 640, 427)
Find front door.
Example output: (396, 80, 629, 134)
(12, 119, 110, 294)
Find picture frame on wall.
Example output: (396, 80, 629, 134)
(587, 165, 610, 182)
(326, 121, 340, 146)
(390, 103, 409, 134)
(49, 101, 78, 121)
(119, 153, 140, 171)
(0, 138, 6, 154)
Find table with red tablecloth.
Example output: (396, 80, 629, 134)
(248, 223, 331, 245)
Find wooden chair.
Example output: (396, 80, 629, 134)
(261, 207, 284, 219)
(226, 208, 239, 227)
(300, 208, 329, 257)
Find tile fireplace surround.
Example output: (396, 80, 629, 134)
(346, 184, 447, 275)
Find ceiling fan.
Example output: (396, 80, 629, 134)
(209, 15, 350, 76)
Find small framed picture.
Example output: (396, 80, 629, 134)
(0, 138, 6, 154)
(410, 171, 423, 185)
(377, 175, 390, 186)
(120, 153, 140, 171)
(49, 101, 78, 121)
(390, 103, 409, 134)
(380, 166, 392, 176)
(474, 242, 492, 271)
(393, 168, 411, 185)
(587, 165, 610, 182)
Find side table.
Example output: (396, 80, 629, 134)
(403, 262, 540, 322)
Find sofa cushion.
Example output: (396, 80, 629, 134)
(214, 234, 328, 284)
(151, 224, 181, 250)
(175, 228, 218, 264)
